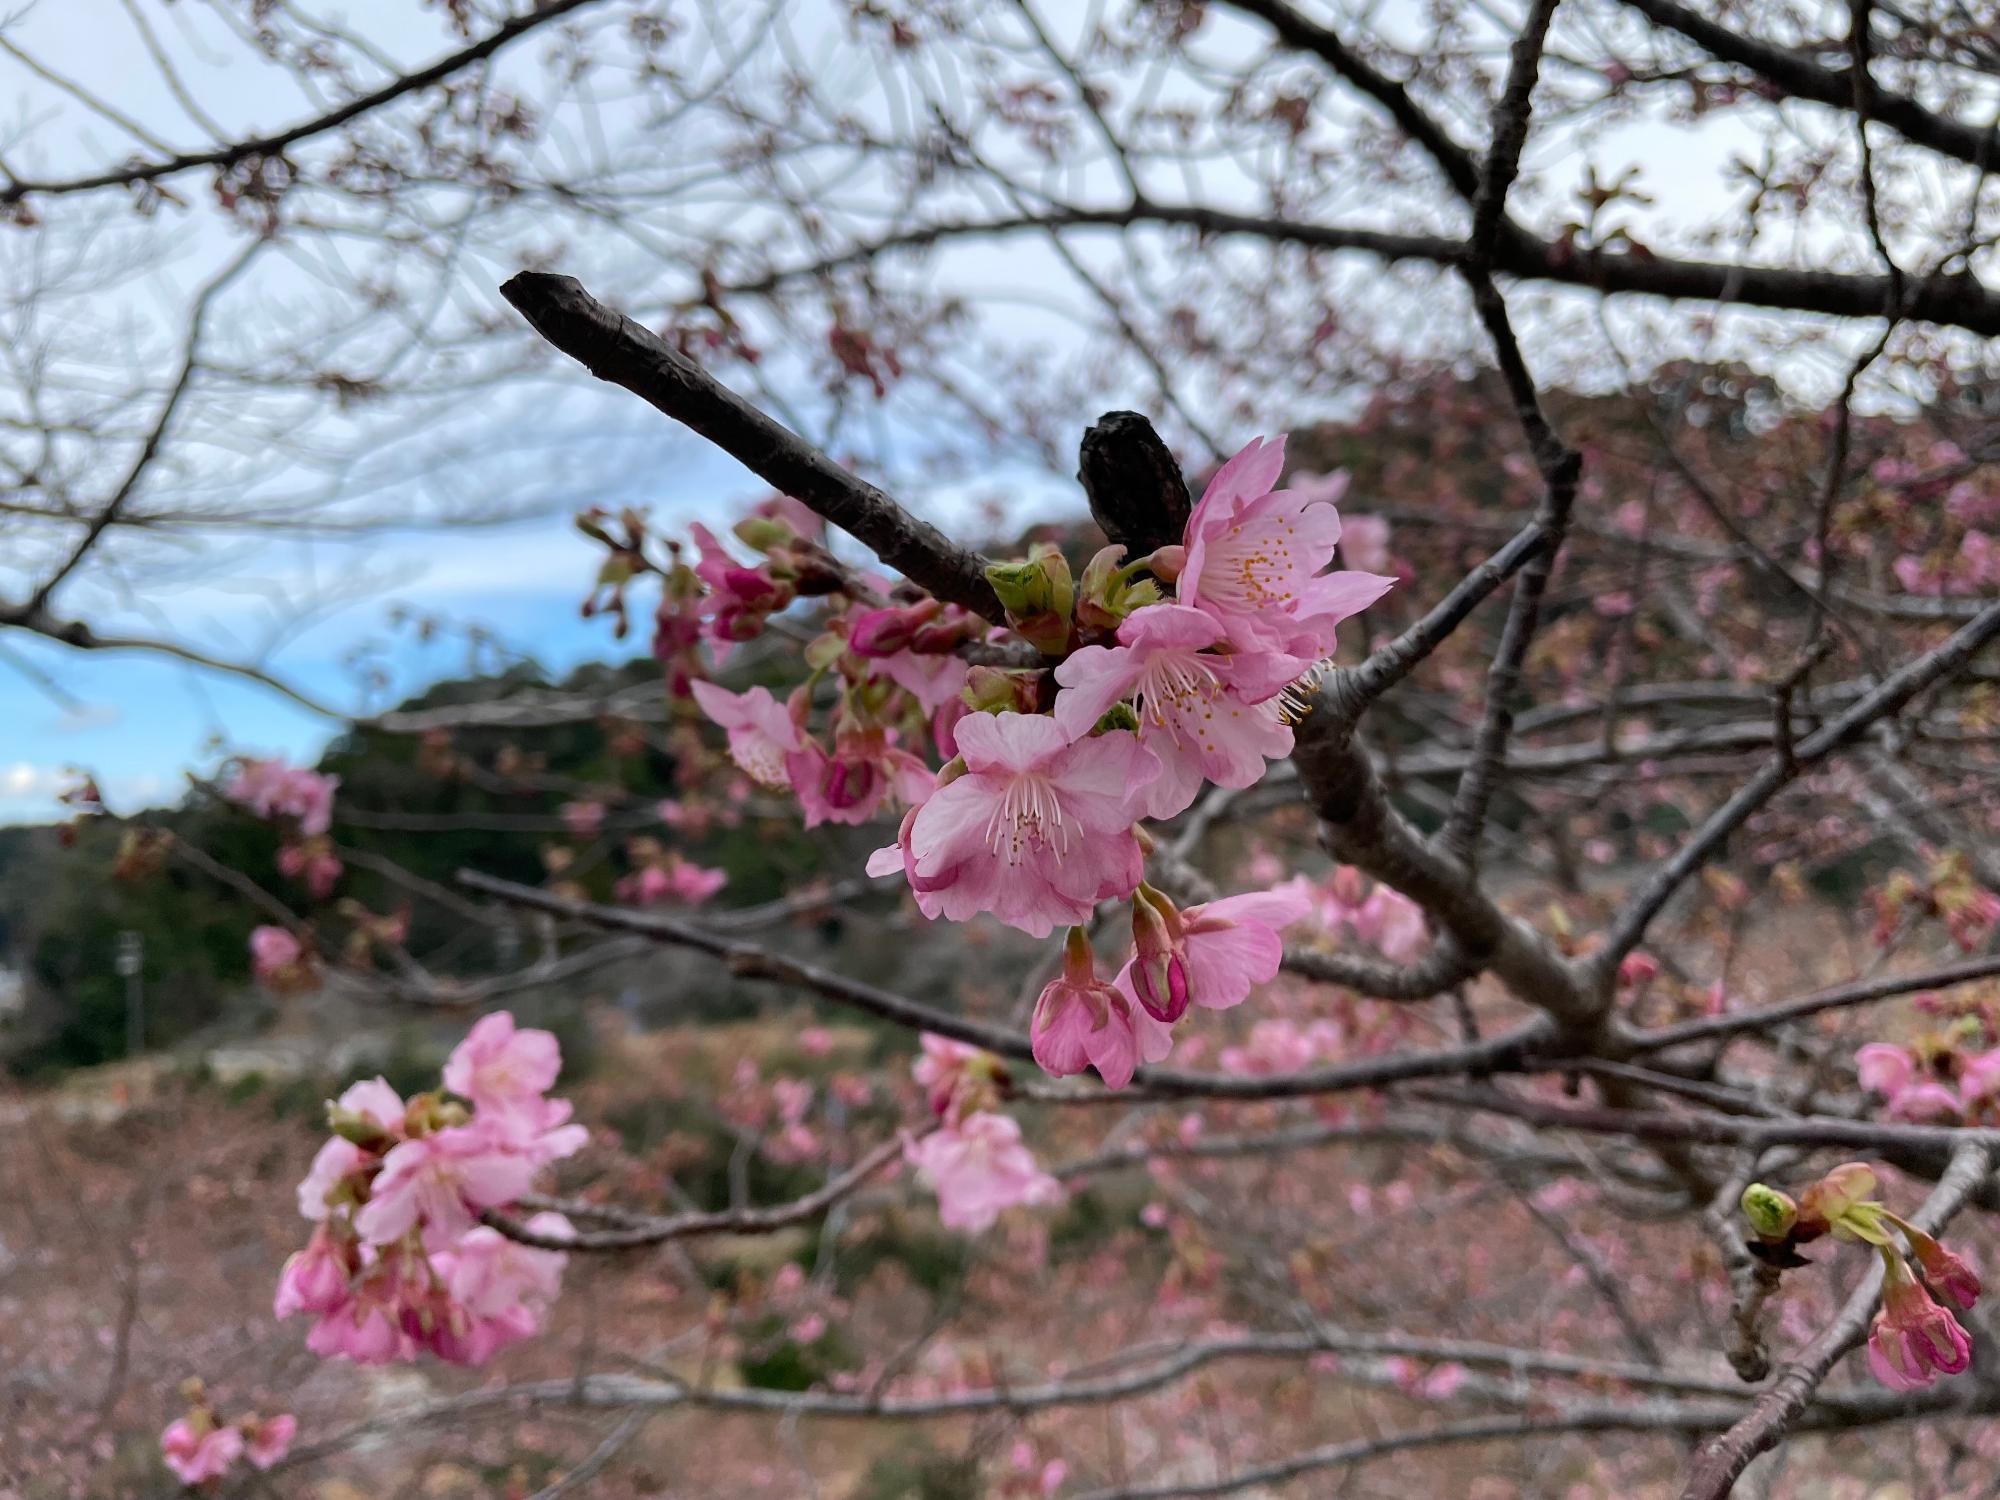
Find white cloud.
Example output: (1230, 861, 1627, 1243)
(0, 763, 64, 800)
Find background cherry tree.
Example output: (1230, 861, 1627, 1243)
(5, 1, 2000, 1496)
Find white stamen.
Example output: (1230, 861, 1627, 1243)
(985, 772, 1070, 862)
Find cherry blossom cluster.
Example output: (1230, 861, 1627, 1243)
(904, 1034, 1062, 1233)
(274, 1012, 582, 1365)
(614, 839, 728, 908)
(1741, 1163, 1981, 1390)
(222, 756, 343, 899)
(1857, 1024, 2000, 1124)
(1871, 849, 2000, 953)
(1279, 864, 1428, 964)
(619, 434, 1393, 1092)
(218, 756, 414, 993)
(159, 1380, 294, 1487)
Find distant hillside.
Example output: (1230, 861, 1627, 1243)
(0, 651, 838, 1075)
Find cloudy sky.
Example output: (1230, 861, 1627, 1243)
(0, 0, 1796, 824)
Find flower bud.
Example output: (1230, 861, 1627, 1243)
(733, 516, 794, 553)
(849, 599, 941, 657)
(1798, 1161, 1889, 1244)
(1739, 1183, 1797, 1240)
(962, 666, 1041, 715)
(1129, 884, 1191, 1024)
(985, 543, 1075, 656)
(327, 1107, 392, 1149)
(1076, 544, 1163, 631)
(804, 631, 848, 671)
(1897, 1221, 1982, 1311)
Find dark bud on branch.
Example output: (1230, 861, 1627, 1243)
(1078, 410, 1192, 558)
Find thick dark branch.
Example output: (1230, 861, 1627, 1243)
(498, 272, 1000, 618)
(0, 0, 602, 207)
(1289, 724, 1593, 1024)
(1622, 0, 2000, 170)
(1470, 0, 1561, 255)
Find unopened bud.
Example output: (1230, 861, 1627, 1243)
(1077, 544, 1162, 630)
(849, 599, 941, 657)
(1740, 1183, 1797, 1240)
(1130, 883, 1192, 1024)
(985, 543, 1075, 655)
(1144, 544, 1185, 583)
(733, 516, 793, 552)
(327, 1105, 392, 1149)
(963, 666, 1041, 715)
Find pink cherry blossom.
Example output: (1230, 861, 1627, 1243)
(297, 1137, 368, 1220)
(848, 599, 941, 656)
(1387, 1356, 1469, 1400)
(352, 1123, 541, 1250)
(785, 727, 934, 828)
(250, 925, 306, 987)
(277, 840, 343, 899)
(444, 1012, 561, 1119)
(691, 521, 794, 645)
(242, 1413, 298, 1470)
(333, 1076, 406, 1136)
(224, 758, 338, 835)
(874, 648, 971, 716)
(872, 712, 1156, 937)
(275, 1225, 356, 1317)
(905, 1112, 1062, 1233)
(913, 1033, 990, 1117)
(1353, 885, 1428, 963)
(1857, 1043, 1964, 1123)
(161, 1417, 245, 1484)
(1960, 1047, 2000, 1111)
(1118, 886, 1313, 1017)
(618, 855, 728, 907)
(1856, 1042, 1916, 1097)
(426, 1213, 572, 1365)
(1053, 604, 1293, 820)
(1339, 512, 1392, 572)
(1868, 1251, 1972, 1389)
(1903, 1224, 1981, 1311)
(1175, 435, 1395, 663)
(1032, 927, 1173, 1089)
(1285, 866, 1429, 962)
(1893, 1082, 1965, 1122)
(1128, 884, 1192, 1022)
(690, 680, 804, 788)
(1218, 1017, 1344, 1076)
(301, 1251, 414, 1364)
(1617, 950, 1662, 988)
